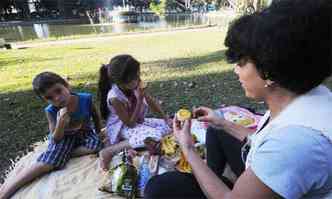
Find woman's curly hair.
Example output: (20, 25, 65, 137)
(225, 0, 331, 94)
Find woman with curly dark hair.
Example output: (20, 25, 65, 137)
(144, 0, 332, 198)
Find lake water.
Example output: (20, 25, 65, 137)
(0, 13, 235, 42)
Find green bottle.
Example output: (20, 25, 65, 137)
(119, 149, 137, 199)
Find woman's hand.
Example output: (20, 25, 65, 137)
(173, 117, 195, 155)
(193, 106, 220, 126)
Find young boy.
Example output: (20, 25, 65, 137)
(0, 72, 103, 199)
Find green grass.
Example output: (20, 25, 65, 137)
(1, 28, 331, 183)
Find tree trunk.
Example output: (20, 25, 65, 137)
(57, 0, 65, 18)
(253, 0, 261, 11)
(18, 0, 30, 20)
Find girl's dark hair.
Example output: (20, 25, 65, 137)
(32, 71, 68, 98)
(98, 54, 140, 120)
(225, 0, 331, 94)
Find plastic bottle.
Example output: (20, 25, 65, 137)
(137, 154, 151, 197)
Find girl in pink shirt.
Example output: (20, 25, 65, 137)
(97, 54, 171, 171)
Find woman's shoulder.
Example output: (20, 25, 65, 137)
(258, 125, 332, 169)
(252, 125, 332, 199)
(266, 125, 331, 149)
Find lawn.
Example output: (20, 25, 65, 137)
(1, 28, 330, 183)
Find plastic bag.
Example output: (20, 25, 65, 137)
(99, 150, 137, 199)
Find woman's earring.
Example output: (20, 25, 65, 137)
(264, 80, 274, 88)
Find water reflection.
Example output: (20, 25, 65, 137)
(17, 26, 24, 41)
(33, 24, 50, 39)
(112, 23, 125, 33)
(0, 14, 234, 42)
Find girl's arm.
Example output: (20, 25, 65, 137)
(91, 103, 102, 134)
(47, 108, 69, 142)
(111, 97, 144, 128)
(144, 92, 169, 120)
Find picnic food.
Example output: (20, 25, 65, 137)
(176, 109, 192, 121)
(176, 134, 205, 173)
(161, 134, 179, 157)
(224, 110, 256, 127)
(143, 133, 206, 175)
(176, 152, 191, 173)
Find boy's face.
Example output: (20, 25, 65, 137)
(42, 83, 71, 108)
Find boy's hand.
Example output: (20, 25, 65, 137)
(57, 107, 70, 124)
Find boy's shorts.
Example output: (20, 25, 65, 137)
(37, 129, 103, 169)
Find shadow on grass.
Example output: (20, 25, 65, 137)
(144, 70, 267, 116)
(142, 50, 227, 70)
(17, 47, 30, 50)
(70, 49, 228, 83)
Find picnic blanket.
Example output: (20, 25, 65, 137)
(6, 120, 208, 199)
(5, 106, 261, 199)
(6, 141, 122, 199)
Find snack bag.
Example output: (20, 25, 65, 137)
(99, 150, 137, 199)
(175, 134, 205, 173)
(143, 134, 204, 174)
(99, 152, 124, 194)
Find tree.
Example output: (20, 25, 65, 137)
(14, 0, 31, 19)
(149, 0, 188, 15)
(0, 0, 15, 14)
(149, 0, 166, 15)
(131, 0, 151, 11)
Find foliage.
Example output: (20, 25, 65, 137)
(149, 0, 182, 15)
(130, 0, 152, 10)
(149, 0, 166, 15)
(0, 0, 14, 14)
